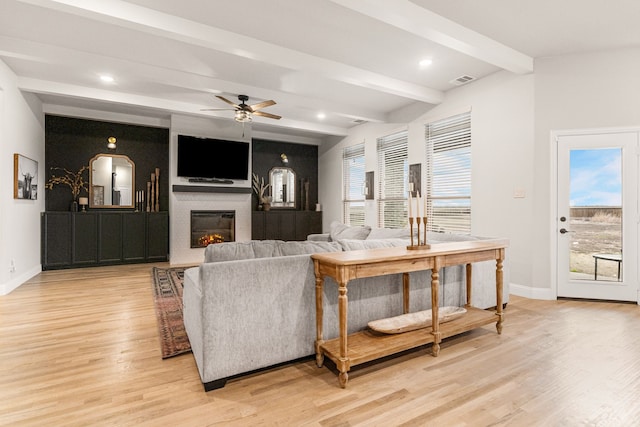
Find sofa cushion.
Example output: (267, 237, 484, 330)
(329, 220, 371, 241)
(367, 227, 413, 240)
(337, 238, 410, 251)
(276, 240, 342, 256)
(203, 240, 282, 263)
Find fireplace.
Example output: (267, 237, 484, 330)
(191, 210, 235, 248)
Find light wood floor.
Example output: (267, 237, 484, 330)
(1, 263, 640, 426)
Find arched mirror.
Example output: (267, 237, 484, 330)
(89, 154, 135, 208)
(270, 167, 296, 208)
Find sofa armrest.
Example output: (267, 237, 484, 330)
(307, 233, 330, 241)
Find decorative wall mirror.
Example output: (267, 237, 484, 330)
(89, 154, 135, 208)
(270, 167, 296, 208)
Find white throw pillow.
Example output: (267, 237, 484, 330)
(329, 221, 371, 241)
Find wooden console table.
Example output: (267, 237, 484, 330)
(311, 239, 508, 388)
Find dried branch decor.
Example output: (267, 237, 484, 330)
(252, 172, 271, 203)
(45, 166, 89, 200)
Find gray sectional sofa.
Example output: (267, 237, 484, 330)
(183, 224, 509, 391)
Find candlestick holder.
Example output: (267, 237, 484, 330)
(406, 216, 430, 250)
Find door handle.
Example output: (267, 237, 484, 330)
(559, 228, 572, 234)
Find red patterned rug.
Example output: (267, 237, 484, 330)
(151, 266, 193, 359)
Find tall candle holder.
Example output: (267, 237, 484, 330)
(407, 216, 430, 250)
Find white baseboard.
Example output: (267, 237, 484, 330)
(509, 282, 556, 300)
(1, 265, 42, 295)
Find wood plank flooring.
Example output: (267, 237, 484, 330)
(1, 263, 640, 426)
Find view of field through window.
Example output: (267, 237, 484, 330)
(569, 148, 622, 281)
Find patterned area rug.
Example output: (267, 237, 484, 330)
(151, 266, 193, 359)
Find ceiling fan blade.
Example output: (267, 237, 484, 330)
(253, 111, 282, 120)
(216, 95, 240, 109)
(200, 107, 235, 111)
(249, 99, 276, 112)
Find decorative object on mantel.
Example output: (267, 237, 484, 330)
(135, 190, 145, 212)
(252, 172, 272, 211)
(45, 165, 89, 211)
(155, 167, 160, 212)
(78, 197, 88, 212)
(407, 189, 429, 250)
(368, 306, 467, 334)
(146, 167, 161, 212)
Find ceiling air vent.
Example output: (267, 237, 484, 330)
(449, 75, 476, 86)
(353, 119, 368, 124)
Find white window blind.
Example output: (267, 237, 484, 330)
(424, 111, 471, 234)
(342, 143, 365, 225)
(377, 131, 408, 228)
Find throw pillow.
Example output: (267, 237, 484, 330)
(329, 220, 371, 241)
(276, 241, 342, 256)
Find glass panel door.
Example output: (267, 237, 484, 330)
(557, 132, 638, 301)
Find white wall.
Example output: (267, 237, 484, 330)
(169, 114, 252, 265)
(318, 70, 535, 292)
(530, 47, 640, 298)
(0, 59, 45, 295)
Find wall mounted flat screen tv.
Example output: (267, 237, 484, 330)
(177, 134, 249, 180)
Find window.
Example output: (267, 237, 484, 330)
(424, 111, 471, 234)
(342, 143, 365, 225)
(377, 130, 408, 228)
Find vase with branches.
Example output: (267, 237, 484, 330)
(252, 172, 272, 210)
(45, 166, 89, 210)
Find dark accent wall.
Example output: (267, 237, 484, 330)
(251, 139, 318, 211)
(45, 115, 169, 212)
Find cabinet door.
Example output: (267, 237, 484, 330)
(251, 212, 266, 240)
(123, 213, 146, 262)
(295, 211, 322, 240)
(264, 213, 281, 240)
(73, 213, 98, 265)
(99, 212, 123, 263)
(41, 212, 72, 269)
(147, 212, 169, 261)
(278, 211, 297, 241)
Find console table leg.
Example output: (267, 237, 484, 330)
(403, 272, 410, 314)
(431, 258, 442, 356)
(339, 371, 349, 388)
(496, 249, 505, 334)
(314, 261, 325, 367)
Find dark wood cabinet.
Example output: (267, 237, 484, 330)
(123, 213, 146, 262)
(41, 212, 72, 269)
(252, 211, 322, 241)
(73, 213, 99, 265)
(146, 212, 169, 261)
(41, 211, 169, 270)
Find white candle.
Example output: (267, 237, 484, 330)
(423, 193, 427, 219)
(416, 191, 421, 218)
(408, 191, 412, 218)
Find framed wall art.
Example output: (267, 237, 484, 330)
(13, 153, 38, 200)
(409, 163, 421, 197)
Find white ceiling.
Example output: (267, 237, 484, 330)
(0, 0, 637, 143)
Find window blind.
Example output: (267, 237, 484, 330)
(342, 143, 365, 225)
(377, 131, 408, 228)
(425, 111, 471, 234)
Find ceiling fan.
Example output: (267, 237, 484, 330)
(202, 94, 282, 123)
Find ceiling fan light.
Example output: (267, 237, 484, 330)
(235, 110, 252, 122)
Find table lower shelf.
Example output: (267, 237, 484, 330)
(319, 307, 498, 368)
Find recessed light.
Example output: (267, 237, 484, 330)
(317, 112, 326, 120)
(419, 59, 433, 69)
(99, 75, 115, 83)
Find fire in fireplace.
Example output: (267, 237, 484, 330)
(191, 210, 235, 248)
